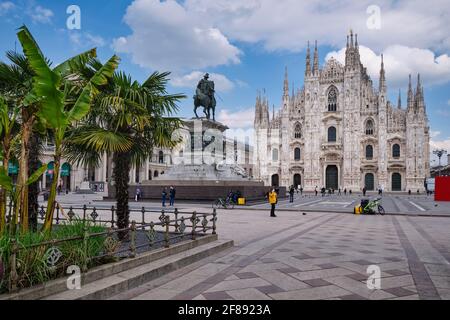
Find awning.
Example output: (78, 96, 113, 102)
(61, 163, 71, 177)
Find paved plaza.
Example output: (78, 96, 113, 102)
(105, 208, 450, 300)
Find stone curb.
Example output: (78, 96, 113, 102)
(1, 234, 231, 300)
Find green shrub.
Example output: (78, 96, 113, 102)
(0, 219, 108, 294)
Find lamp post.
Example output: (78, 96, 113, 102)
(433, 149, 447, 176)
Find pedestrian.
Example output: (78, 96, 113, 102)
(344, 188, 347, 196)
(161, 188, 167, 207)
(289, 185, 295, 203)
(338, 188, 341, 196)
(57, 184, 62, 195)
(135, 186, 141, 202)
(349, 189, 352, 195)
(268, 188, 277, 217)
(363, 186, 367, 197)
(300, 186, 303, 196)
(321, 187, 325, 197)
(315, 186, 318, 196)
(169, 186, 176, 206)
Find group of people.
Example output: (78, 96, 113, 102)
(134, 185, 177, 207)
(288, 185, 304, 202)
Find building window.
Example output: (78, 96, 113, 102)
(294, 123, 302, 139)
(366, 145, 373, 160)
(328, 87, 337, 112)
(392, 144, 400, 158)
(365, 119, 374, 135)
(328, 126, 337, 142)
(294, 148, 301, 161)
(154, 170, 159, 178)
(272, 148, 279, 161)
(158, 151, 164, 163)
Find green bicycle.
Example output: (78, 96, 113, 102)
(212, 196, 236, 210)
(361, 198, 385, 215)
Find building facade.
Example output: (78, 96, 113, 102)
(253, 31, 430, 192)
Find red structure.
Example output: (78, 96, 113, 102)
(435, 176, 450, 201)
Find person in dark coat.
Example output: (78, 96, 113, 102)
(169, 186, 176, 206)
(289, 185, 295, 203)
(161, 188, 167, 207)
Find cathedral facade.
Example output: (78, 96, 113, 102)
(253, 31, 430, 192)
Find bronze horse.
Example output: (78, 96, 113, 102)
(193, 80, 216, 121)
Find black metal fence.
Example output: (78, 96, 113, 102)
(3, 204, 218, 293)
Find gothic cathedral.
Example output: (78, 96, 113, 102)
(253, 31, 430, 192)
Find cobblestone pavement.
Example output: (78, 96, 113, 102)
(109, 209, 450, 300)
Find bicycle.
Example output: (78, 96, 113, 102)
(212, 196, 236, 209)
(361, 198, 385, 215)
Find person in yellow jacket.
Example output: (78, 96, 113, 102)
(268, 188, 278, 217)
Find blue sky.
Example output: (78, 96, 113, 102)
(1, 0, 450, 164)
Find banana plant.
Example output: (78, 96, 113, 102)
(0, 164, 47, 234)
(0, 96, 19, 233)
(16, 25, 120, 232)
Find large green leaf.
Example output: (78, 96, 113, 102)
(68, 55, 120, 122)
(26, 164, 47, 186)
(17, 25, 66, 129)
(53, 48, 97, 77)
(0, 167, 13, 191)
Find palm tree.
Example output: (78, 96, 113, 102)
(16, 25, 120, 232)
(65, 70, 185, 236)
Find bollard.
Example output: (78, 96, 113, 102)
(130, 221, 137, 258)
(82, 204, 87, 221)
(141, 207, 145, 230)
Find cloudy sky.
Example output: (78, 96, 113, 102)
(1, 0, 450, 164)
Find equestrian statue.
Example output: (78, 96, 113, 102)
(193, 73, 216, 121)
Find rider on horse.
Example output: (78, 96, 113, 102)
(194, 73, 216, 121)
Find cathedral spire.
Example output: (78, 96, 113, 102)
(407, 74, 414, 111)
(397, 89, 401, 109)
(254, 90, 261, 126)
(283, 66, 289, 99)
(313, 40, 319, 75)
(379, 54, 386, 93)
(355, 33, 358, 48)
(305, 41, 311, 77)
(350, 29, 354, 48)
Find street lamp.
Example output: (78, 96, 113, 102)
(433, 149, 447, 176)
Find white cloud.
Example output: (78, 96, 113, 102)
(183, 0, 450, 53)
(30, 5, 53, 24)
(326, 45, 450, 89)
(0, 1, 14, 15)
(217, 108, 255, 129)
(69, 32, 106, 49)
(112, 0, 241, 72)
(430, 131, 441, 138)
(171, 71, 234, 92)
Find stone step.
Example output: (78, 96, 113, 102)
(42, 239, 233, 300)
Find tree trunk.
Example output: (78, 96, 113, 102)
(0, 144, 10, 234)
(28, 132, 40, 232)
(113, 152, 131, 239)
(17, 114, 34, 233)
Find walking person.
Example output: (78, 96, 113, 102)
(268, 188, 278, 217)
(315, 186, 318, 196)
(362, 186, 367, 197)
(135, 186, 141, 202)
(300, 185, 303, 196)
(169, 186, 176, 206)
(289, 185, 295, 203)
(338, 188, 341, 196)
(344, 188, 347, 196)
(161, 187, 167, 207)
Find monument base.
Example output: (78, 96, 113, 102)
(108, 180, 285, 202)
